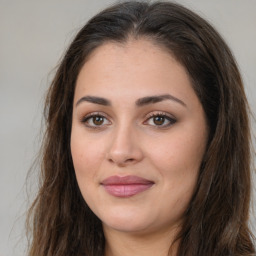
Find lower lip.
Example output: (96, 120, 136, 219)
(102, 184, 153, 198)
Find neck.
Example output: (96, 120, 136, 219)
(103, 225, 179, 256)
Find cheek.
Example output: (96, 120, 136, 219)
(148, 132, 205, 174)
(146, 125, 207, 199)
(70, 131, 104, 184)
(152, 134, 204, 217)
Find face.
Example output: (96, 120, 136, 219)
(71, 39, 208, 236)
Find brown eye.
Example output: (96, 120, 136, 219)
(93, 116, 104, 125)
(145, 113, 176, 128)
(153, 116, 165, 125)
(82, 113, 111, 128)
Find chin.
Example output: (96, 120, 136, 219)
(103, 219, 152, 234)
(98, 207, 151, 233)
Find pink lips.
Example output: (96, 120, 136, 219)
(101, 175, 154, 198)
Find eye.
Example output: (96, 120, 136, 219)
(81, 113, 111, 128)
(144, 112, 176, 128)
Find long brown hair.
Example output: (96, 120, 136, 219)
(26, 1, 255, 255)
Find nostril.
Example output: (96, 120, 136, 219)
(126, 158, 135, 162)
(108, 157, 134, 165)
(106, 137, 143, 166)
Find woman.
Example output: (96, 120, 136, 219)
(26, 1, 255, 255)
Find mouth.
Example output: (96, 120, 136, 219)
(101, 175, 154, 198)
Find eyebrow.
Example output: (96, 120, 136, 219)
(135, 94, 186, 107)
(76, 96, 111, 107)
(75, 94, 186, 107)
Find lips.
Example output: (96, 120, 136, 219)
(101, 175, 154, 198)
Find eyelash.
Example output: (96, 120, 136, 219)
(80, 112, 111, 129)
(80, 111, 176, 129)
(144, 112, 176, 128)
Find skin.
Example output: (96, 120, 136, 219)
(71, 39, 208, 256)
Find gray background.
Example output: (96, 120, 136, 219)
(0, 1, 255, 255)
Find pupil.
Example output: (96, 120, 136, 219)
(154, 116, 164, 125)
(93, 116, 103, 125)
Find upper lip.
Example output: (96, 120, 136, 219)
(101, 175, 154, 185)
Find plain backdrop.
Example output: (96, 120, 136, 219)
(0, 1, 255, 255)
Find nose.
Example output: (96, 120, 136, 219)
(106, 125, 143, 167)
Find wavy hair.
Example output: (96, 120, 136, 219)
(27, 1, 255, 255)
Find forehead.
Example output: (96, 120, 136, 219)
(84, 38, 177, 70)
(74, 39, 199, 110)
(77, 40, 187, 84)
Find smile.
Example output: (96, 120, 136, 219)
(101, 175, 154, 198)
